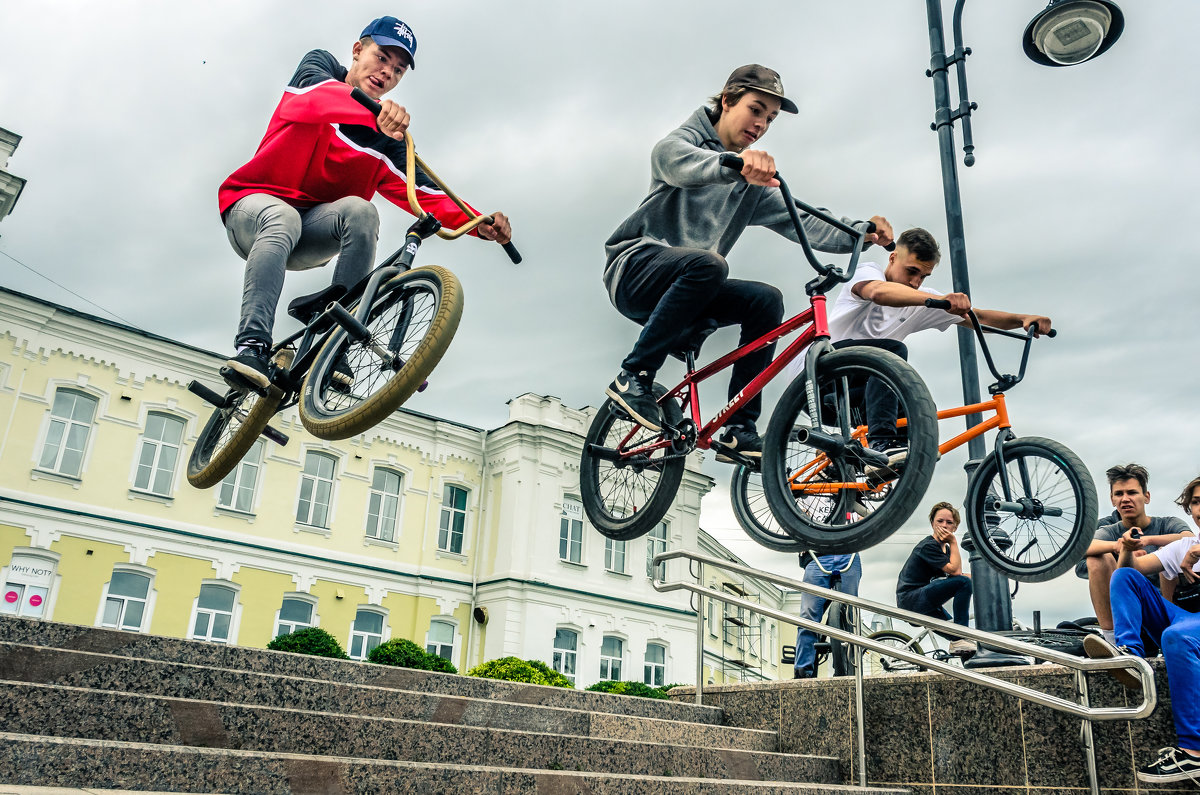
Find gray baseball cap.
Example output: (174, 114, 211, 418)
(722, 64, 798, 114)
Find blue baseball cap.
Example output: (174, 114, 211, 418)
(360, 16, 417, 69)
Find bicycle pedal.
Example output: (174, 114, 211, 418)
(260, 425, 289, 446)
(418, 380, 429, 392)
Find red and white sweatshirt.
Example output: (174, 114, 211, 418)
(218, 49, 478, 230)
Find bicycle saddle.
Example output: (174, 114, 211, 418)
(669, 317, 720, 363)
(287, 284, 348, 325)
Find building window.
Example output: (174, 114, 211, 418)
(426, 618, 455, 661)
(599, 636, 623, 681)
(438, 485, 468, 554)
(604, 537, 626, 573)
(366, 468, 403, 543)
(38, 389, 97, 477)
(100, 570, 151, 631)
(349, 609, 386, 660)
(296, 452, 336, 528)
(275, 597, 314, 638)
(552, 628, 578, 684)
(736, 606, 747, 651)
(1, 553, 57, 619)
(190, 584, 236, 643)
(646, 522, 667, 579)
(707, 595, 716, 637)
(723, 600, 735, 645)
(218, 439, 264, 513)
(132, 412, 185, 495)
(559, 499, 584, 565)
(644, 642, 667, 687)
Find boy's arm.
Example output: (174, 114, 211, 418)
(1117, 533, 1165, 576)
(1143, 520, 1194, 548)
(854, 279, 971, 314)
(1161, 573, 1177, 602)
(969, 307, 1053, 336)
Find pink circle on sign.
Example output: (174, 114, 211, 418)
(3, 591, 17, 604)
(29, 595, 42, 607)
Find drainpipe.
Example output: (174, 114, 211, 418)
(465, 426, 489, 669)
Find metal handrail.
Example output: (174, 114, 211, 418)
(655, 549, 1156, 792)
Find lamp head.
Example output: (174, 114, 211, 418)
(1023, 0, 1124, 66)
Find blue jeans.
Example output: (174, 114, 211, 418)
(794, 554, 862, 675)
(1111, 567, 1200, 749)
(897, 575, 972, 634)
(225, 194, 380, 347)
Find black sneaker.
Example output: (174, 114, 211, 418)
(715, 424, 762, 463)
(221, 342, 271, 391)
(1137, 746, 1200, 784)
(1082, 634, 1142, 690)
(605, 370, 663, 431)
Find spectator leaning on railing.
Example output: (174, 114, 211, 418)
(1084, 474, 1200, 785)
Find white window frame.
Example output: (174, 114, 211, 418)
(559, 499, 584, 565)
(188, 581, 240, 644)
(366, 467, 404, 543)
(599, 635, 624, 681)
(131, 411, 186, 496)
(217, 438, 265, 514)
(438, 484, 469, 554)
(274, 593, 318, 638)
(296, 451, 337, 529)
(97, 566, 154, 632)
(552, 627, 579, 685)
(644, 642, 667, 687)
(36, 387, 99, 478)
(425, 617, 458, 663)
(646, 521, 668, 580)
(349, 607, 388, 661)
(604, 536, 626, 574)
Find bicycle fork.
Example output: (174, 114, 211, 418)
(979, 429, 1064, 522)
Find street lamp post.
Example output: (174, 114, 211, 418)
(920, 0, 1123, 647)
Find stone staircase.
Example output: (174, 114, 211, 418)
(0, 616, 906, 794)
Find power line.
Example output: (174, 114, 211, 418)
(0, 248, 142, 329)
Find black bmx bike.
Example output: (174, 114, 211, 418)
(187, 91, 520, 488)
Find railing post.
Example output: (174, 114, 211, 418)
(1076, 669, 1101, 795)
(852, 603, 867, 787)
(695, 560, 704, 706)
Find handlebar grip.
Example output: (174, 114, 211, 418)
(502, 241, 522, 264)
(719, 153, 744, 171)
(350, 87, 383, 116)
(925, 298, 952, 310)
(863, 221, 896, 252)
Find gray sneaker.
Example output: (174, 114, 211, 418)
(1082, 634, 1142, 690)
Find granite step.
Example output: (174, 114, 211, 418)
(0, 642, 776, 751)
(0, 733, 911, 795)
(0, 680, 835, 782)
(0, 615, 722, 723)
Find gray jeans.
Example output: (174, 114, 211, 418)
(225, 193, 379, 347)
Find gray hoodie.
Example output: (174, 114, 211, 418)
(603, 106, 865, 305)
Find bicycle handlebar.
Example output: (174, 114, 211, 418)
(923, 298, 1054, 392)
(350, 88, 521, 264)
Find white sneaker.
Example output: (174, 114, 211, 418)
(948, 639, 977, 655)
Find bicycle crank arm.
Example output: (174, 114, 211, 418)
(188, 380, 234, 409)
(260, 425, 289, 446)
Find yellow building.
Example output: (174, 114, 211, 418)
(1, 286, 794, 687)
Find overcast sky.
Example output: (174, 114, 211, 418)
(2, 1, 1197, 628)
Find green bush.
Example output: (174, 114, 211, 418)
(368, 638, 458, 674)
(467, 656, 574, 688)
(585, 680, 671, 699)
(266, 626, 349, 659)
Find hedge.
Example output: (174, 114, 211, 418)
(266, 626, 349, 659)
(467, 656, 574, 688)
(369, 638, 457, 674)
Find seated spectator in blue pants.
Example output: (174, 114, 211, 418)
(1085, 475, 1200, 784)
(896, 502, 975, 655)
(794, 552, 861, 678)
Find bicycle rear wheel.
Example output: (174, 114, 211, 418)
(861, 630, 922, 675)
(580, 394, 685, 541)
(299, 266, 463, 440)
(729, 465, 807, 553)
(964, 436, 1097, 583)
(763, 346, 938, 553)
(187, 385, 281, 489)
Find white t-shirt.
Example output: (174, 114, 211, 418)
(826, 262, 960, 343)
(1154, 536, 1200, 579)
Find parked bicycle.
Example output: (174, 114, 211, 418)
(731, 302, 1096, 581)
(783, 553, 865, 678)
(580, 155, 939, 553)
(187, 90, 520, 488)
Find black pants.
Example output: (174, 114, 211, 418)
(831, 338, 908, 446)
(615, 246, 783, 427)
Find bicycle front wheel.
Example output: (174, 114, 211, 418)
(730, 465, 806, 553)
(861, 630, 922, 675)
(299, 266, 463, 440)
(763, 346, 938, 553)
(964, 436, 1097, 583)
(187, 386, 281, 489)
(579, 397, 685, 541)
